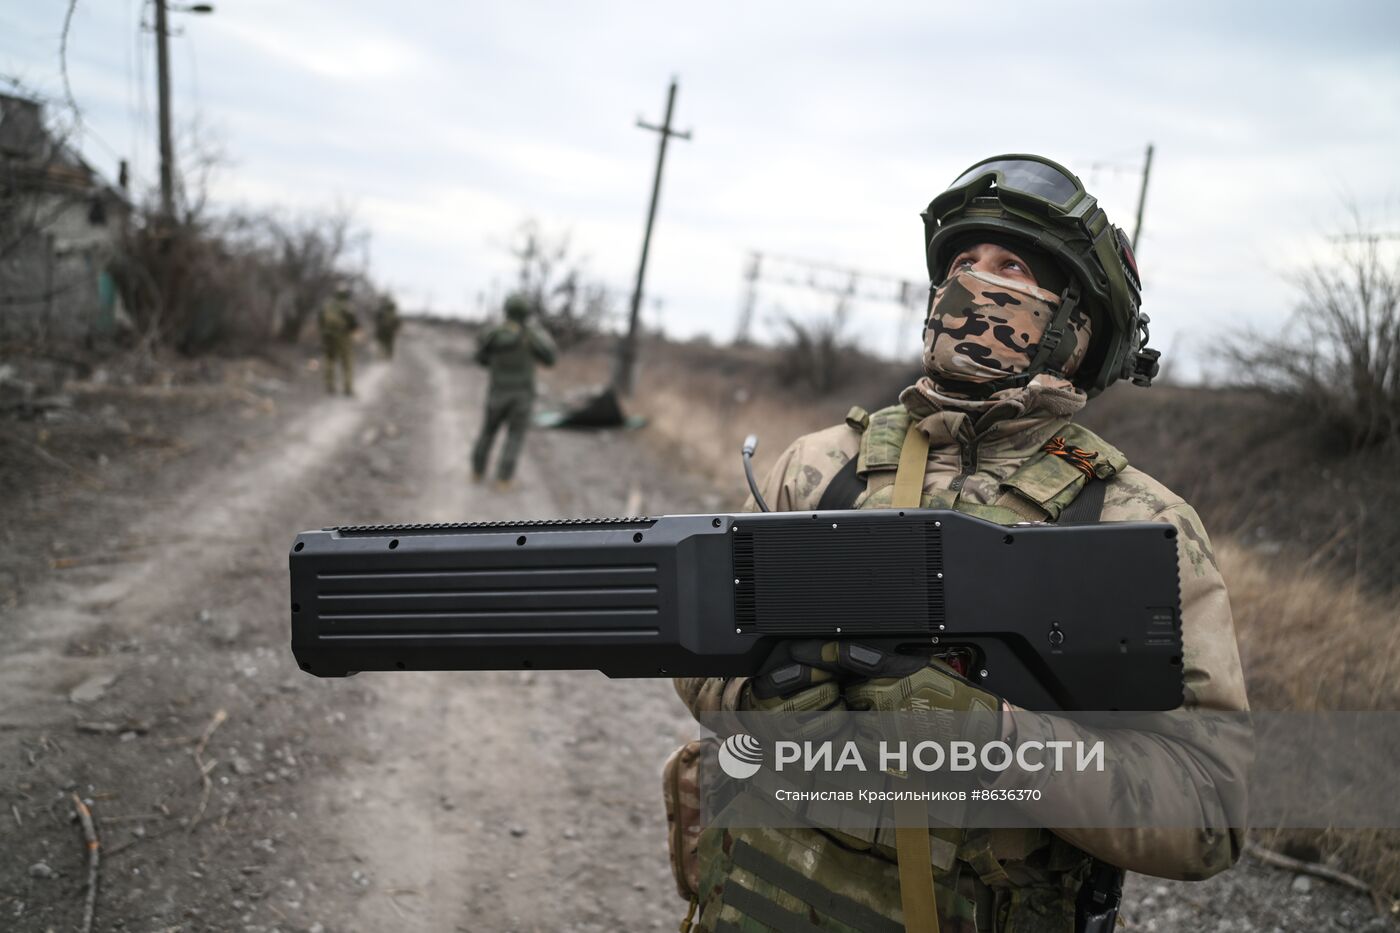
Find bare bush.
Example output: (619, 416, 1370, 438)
(115, 204, 367, 352)
(266, 208, 361, 342)
(124, 124, 366, 351)
(506, 220, 616, 346)
(775, 298, 857, 394)
(1218, 233, 1400, 449)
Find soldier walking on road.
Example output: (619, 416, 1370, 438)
(374, 296, 401, 359)
(470, 293, 557, 490)
(317, 286, 358, 396)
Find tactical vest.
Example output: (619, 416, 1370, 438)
(820, 404, 1127, 525)
(704, 404, 1130, 933)
(481, 322, 541, 395)
(319, 302, 354, 341)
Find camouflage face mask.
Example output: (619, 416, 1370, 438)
(923, 269, 1092, 385)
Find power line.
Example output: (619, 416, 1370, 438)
(58, 0, 82, 126)
(758, 251, 913, 291)
(135, 1, 153, 185)
(124, 0, 138, 172)
(50, 0, 137, 184)
(1328, 232, 1400, 243)
(181, 9, 202, 116)
(736, 249, 926, 357)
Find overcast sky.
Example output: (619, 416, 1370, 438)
(4, 1, 1399, 377)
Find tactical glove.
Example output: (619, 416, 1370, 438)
(740, 641, 849, 742)
(843, 652, 1003, 748)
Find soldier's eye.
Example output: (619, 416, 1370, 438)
(1003, 259, 1036, 283)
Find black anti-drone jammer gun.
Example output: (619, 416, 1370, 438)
(288, 510, 1184, 712)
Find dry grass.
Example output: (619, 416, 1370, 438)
(1223, 541, 1400, 712)
(632, 361, 839, 504)
(637, 340, 909, 497)
(1222, 542, 1400, 903)
(1081, 383, 1400, 596)
(543, 336, 907, 505)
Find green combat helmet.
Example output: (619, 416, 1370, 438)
(922, 154, 1160, 395)
(503, 293, 532, 321)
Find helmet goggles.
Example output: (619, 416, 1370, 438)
(943, 156, 1085, 211)
(924, 153, 1140, 298)
(925, 155, 1095, 240)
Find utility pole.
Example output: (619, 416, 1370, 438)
(734, 251, 761, 344)
(152, 1, 214, 225)
(1131, 142, 1154, 253)
(613, 78, 691, 395)
(154, 0, 175, 223)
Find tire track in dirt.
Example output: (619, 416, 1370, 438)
(312, 331, 707, 933)
(2, 326, 732, 932)
(0, 349, 465, 930)
(301, 336, 487, 931)
(0, 361, 394, 736)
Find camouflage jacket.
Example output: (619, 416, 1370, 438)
(475, 320, 558, 396)
(318, 300, 356, 341)
(374, 303, 400, 334)
(675, 376, 1249, 883)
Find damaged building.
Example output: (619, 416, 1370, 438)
(1, 92, 131, 347)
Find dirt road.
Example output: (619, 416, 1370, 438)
(1, 326, 716, 932)
(1, 324, 1388, 932)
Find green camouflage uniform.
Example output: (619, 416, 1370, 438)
(374, 299, 401, 358)
(317, 297, 357, 395)
(674, 374, 1250, 933)
(470, 305, 557, 482)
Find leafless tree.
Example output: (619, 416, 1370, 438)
(505, 220, 617, 347)
(268, 207, 360, 342)
(1218, 224, 1400, 449)
(104, 111, 363, 353)
(114, 203, 366, 352)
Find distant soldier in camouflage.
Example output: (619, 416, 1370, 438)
(317, 286, 358, 396)
(673, 155, 1248, 932)
(470, 293, 557, 489)
(374, 296, 401, 358)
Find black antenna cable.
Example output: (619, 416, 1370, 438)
(741, 435, 771, 512)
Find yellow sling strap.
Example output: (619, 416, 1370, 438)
(889, 421, 940, 933)
(891, 421, 930, 512)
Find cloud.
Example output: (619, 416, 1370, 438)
(4, 0, 1397, 380)
(216, 20, 420, 84)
